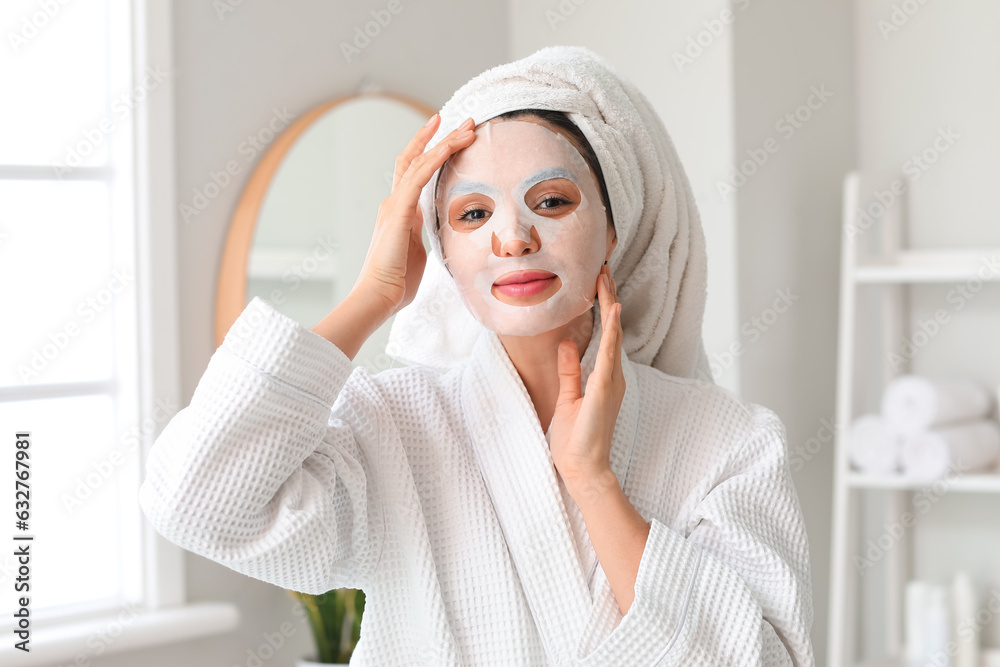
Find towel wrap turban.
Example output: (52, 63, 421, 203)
(385, 45, 713, 383)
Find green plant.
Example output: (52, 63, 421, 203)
(287, 588, 366, 664)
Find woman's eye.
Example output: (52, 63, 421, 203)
(538, 196, 571, 210)
(456, 207, 490, 225)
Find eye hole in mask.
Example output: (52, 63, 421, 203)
(449, 177, 582, 231)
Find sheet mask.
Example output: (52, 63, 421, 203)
(435, 119, 612, 337)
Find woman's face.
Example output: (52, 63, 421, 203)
(436, 118, 616, 336)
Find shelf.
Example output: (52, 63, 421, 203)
(848, 471, 1000, 493)
(854, 658, 900, 667)
(854, 647, 1000, 667)
(853, 248, 1000, 283)
(0, 602, 240, 666)
(829, 172, 1000, 667)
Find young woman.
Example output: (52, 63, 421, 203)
(140, 46, 815, 666)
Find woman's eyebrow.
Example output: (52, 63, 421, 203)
(447, 180, 499, 199)
(522, 166, 576, 189)
(446, 166, 577, 200)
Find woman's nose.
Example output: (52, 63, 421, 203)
(491, 209, 540, 257)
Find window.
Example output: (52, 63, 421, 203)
(1, 0, 146, 621)
(0, 1, 237, 661)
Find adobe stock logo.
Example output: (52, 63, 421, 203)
(180, 107, 294, 224)
(16, 268, 134, 383)
(7, 0, 71, 54)
(716, 84, 834, 201)
(62, 396, 181, 515)
(672, 0, 753, 73)
(877, 0, 933, 40)
(53, 66, 171, 178)
(339, 0, 413, 64)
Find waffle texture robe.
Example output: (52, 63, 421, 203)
(139, 297, 816, 666)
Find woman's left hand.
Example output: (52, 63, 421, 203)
(549, 264, 626, 490)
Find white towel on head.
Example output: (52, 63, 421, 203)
(900, 419, 1000, 481)
(881, 375, 993, 436)
(385, 45, 712, 382)
(848, 414, 902, 474)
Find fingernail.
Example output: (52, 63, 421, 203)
(424, 113, 438, 128)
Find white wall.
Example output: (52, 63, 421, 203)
(732, 2, 857, 664)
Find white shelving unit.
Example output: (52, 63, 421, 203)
(826, 171, 1000, 667)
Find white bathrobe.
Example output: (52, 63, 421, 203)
(139, 297, 815, 666)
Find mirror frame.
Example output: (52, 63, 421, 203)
(214, 91, 436, 348)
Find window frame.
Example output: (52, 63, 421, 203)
(0, 1, 238, 663)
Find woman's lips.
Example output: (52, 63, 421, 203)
(493, 276, 557, 298)
(494, 269, 555, 285)
(492, 270, 558, 298)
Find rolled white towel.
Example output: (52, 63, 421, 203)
(900, 419, 1000, 481)
(881, 375, 993, 437)
(848, 414, 902, 474)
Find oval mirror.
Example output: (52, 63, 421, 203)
(215, 91, 436, 373)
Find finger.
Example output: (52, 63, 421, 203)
(604, 271, 622, 377)
(392, 113, 441, 191)
(602, 273, 615, 335)
(609, 272, 620, 367)
(614, 302, 624, 379)
(593, 298, 618, 388)
(393, 115, 473, 192)
(596, 267, 610, 317)
(556, 339, 582, 406)
(395, 126, 476, 208)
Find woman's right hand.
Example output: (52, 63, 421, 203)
(353, 114, 477, 321)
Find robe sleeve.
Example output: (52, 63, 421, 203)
(580, 404, 815, 666)
(138, 296, 385, 594)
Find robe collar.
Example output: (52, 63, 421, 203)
(460, 306, 641, 663)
